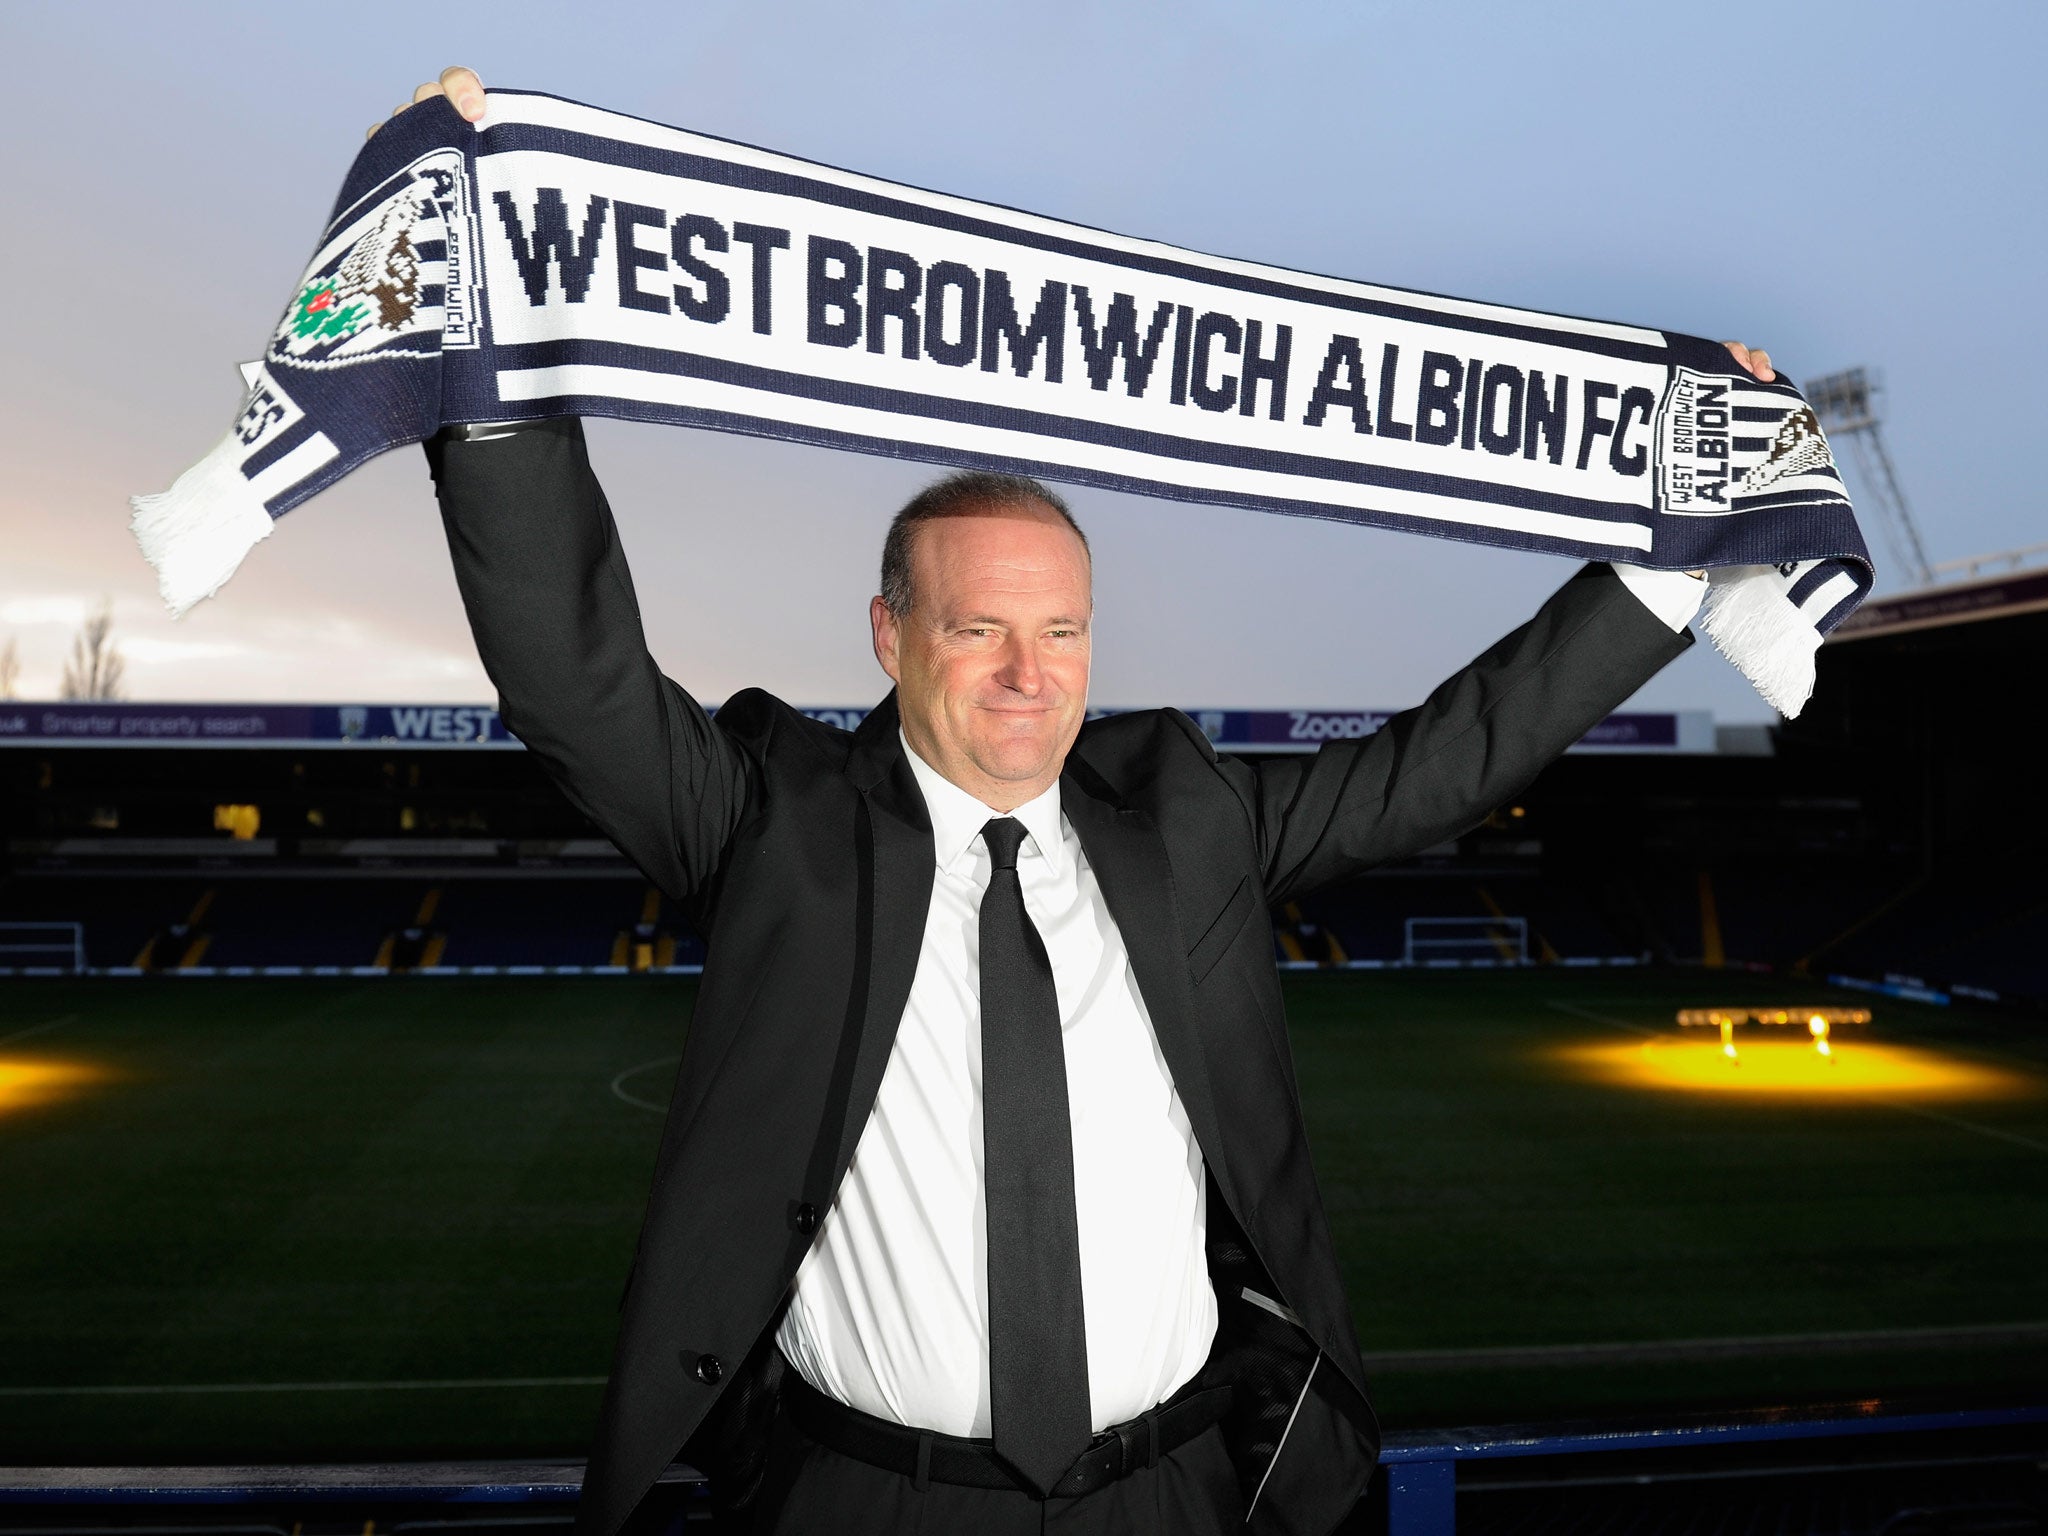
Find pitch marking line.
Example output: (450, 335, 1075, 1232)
(1547, 1000, 2048, 1154)
(0, 1376, 608, 1398)
(1547, 1000, 1657, 1037)
(610, 1055, 679, 1113)
(1363, 1319, 2048, 1372)
(0, 1013, 81, 1048)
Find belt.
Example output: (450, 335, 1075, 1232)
(781, 1367, 1233, 1499)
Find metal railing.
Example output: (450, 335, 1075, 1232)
(1380, 1402, 2048, 1534)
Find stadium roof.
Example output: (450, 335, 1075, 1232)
(1831, 560, 2048, 643)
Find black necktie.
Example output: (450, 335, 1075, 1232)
(978, 816, 1092, 1496)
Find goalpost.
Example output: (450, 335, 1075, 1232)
(1402, 915, 1529, 967)
(0, 923, 87, 976)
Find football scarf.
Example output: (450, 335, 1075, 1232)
(133, 89, 1870, 715)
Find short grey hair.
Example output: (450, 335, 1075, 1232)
(879, 472, 1088, 618)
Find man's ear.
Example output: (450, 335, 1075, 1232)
(871, 595, 902, 684)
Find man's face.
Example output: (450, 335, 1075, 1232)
(871, 503, 1092, 811)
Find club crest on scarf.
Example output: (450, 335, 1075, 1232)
(1655, 368, 1841, 517)
(268, 149, 477, 370)
(1737, 407, 1834, 496)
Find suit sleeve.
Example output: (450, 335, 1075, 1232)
(1224, 562, 1691, 907)
(425, 417, 754, 902)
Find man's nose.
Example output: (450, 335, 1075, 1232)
(996, 635, 1042, 694)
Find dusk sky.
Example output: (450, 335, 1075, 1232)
(3, 1, 2040, 721)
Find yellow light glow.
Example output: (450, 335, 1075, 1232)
(1548, 1038, 2038, 1099)
(0, 1058, 110, 1116)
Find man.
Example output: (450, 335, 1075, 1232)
(392, 66, 1774, 1536)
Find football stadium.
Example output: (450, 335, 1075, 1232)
(9, 5, 2048, 1528)
(2, 567, 2043, 1532)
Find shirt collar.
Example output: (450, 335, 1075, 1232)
(900, 729, 1065, 878)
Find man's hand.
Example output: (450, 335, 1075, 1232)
(367, 66, 488, 140)
(1722, 340, 1775, 382)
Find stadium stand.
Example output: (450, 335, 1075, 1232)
(1, 570, 2039, 1002)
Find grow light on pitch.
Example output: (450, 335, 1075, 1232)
(1677, 1006, 1872, 1061)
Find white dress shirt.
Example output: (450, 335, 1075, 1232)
(776, 736, 1217, 1436)
(773, 564, 1697, 1437)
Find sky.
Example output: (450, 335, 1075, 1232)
(1, 0, 2041, 720)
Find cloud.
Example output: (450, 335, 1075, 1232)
(0, 595, 93, 628)
(116, 635, 253, 666)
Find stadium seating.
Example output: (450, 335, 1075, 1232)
(0, 872, 715, 973)
(196, 879, 432, 968)
(0, 876, 215, 970)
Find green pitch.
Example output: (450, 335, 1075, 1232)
(0, 971, 2042, 1462)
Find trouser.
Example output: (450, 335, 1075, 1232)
(746, 1386, 1248, 1536)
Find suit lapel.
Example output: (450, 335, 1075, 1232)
(831, 693, 936, 1183)
(1059, 768, 1236, 1206)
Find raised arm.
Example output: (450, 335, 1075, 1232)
(426, 418, 754, 902)
(1228, 324, 1781, 905)
(1229, 561, 1690, 907)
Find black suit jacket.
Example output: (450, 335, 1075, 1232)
(426, 418, 1691, 1536)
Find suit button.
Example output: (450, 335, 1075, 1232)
(794, 1202, 821, 1235)
(693, 1353, 723, 1385)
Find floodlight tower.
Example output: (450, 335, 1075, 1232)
(1806, 367, 1934, 587)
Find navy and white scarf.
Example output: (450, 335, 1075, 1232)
(134, 89, 1870, 715)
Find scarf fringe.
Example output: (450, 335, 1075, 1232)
(1699, 566, 1821, 719)
(129, 434, 277, 618)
